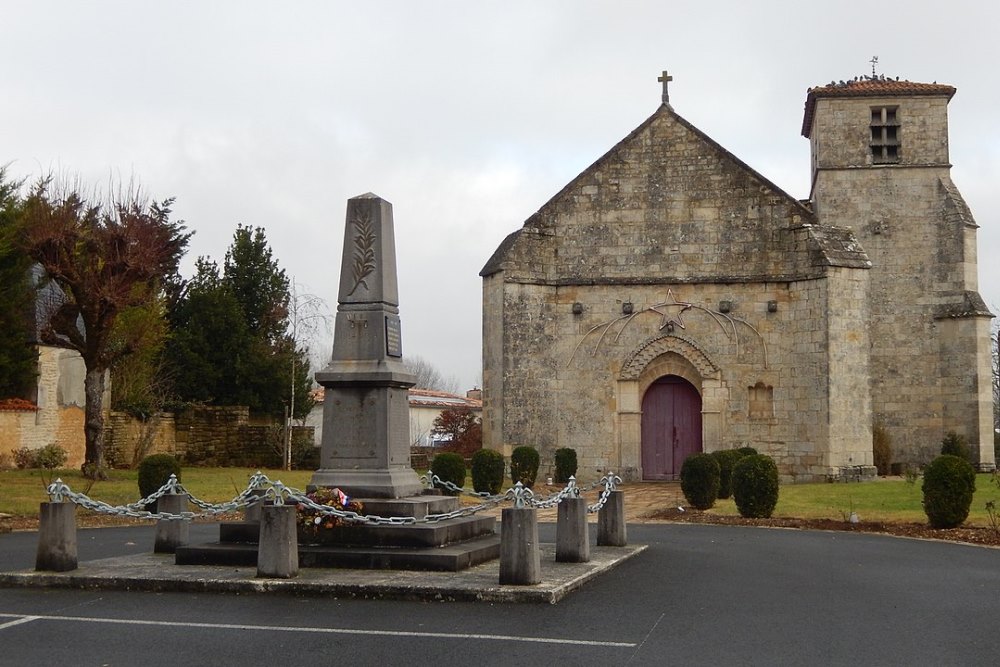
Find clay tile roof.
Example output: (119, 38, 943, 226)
(801, 77, 956, 137)
(408, 388, 483, 410)
(309, 387, 483, 410)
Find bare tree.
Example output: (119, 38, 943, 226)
(404, 355, 460, 393)
(283, 279, 329, 469)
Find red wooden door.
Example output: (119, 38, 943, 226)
(641, 376, 702, 480)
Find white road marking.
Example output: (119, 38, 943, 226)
(0, 613, 634, 647)
(0, 616, 40, 631)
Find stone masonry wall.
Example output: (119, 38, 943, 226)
(483, 104, 873, 482)
(490, 277, 847, 482)
(103, 406, 315, 469)
(811, 93, 994, 468)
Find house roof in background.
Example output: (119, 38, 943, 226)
(309, 387, 482, 410)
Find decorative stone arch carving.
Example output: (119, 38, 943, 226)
(615, 334, 727, 481)
(620, 335, 720, 381)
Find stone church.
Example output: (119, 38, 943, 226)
(481, 72, 995, 481)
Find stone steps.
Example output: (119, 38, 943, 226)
(177, 495, 500, 572)
(176, 534, 501, 572)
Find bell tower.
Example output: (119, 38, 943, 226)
(803, 76, 994, 469)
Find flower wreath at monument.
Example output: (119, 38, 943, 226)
(296, 487, 364, 538)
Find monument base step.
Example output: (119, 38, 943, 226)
(222, 511, 492, 548)
(175, 534, 501, 572)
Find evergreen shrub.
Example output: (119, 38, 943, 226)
(137, 454, 182, 511)
(940, 431, 970, 461)
(430, 452, 466, 496)
(34, 443, 67, 470)
(922, 454, 976, 528)
(732, 454, 780, 518)
(710, 449, 745, 500)
(470, 449, 505, 494)
(736, 446, 758, 457)
(553, 447, 578, 483)
(510, 446, 540, 488)
(680, 453, 720, 510)
(873, 422, 892, 476)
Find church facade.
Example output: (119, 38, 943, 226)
(481, 74, 995, 482)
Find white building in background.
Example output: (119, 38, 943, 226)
(306, 387, 483, 448)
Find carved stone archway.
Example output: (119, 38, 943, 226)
(616, 335, 726, 480)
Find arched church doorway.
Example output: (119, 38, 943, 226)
(641, 375, 702, 480)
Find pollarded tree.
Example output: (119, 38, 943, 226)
(19, 179, 191, 477)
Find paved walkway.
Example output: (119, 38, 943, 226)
(479, 480, 685, 523)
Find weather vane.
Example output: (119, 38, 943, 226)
(870, 55, 879, 77)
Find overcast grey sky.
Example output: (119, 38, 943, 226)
(3, 1, 998, 390)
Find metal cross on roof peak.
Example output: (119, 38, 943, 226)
(658, 70, 673, 105)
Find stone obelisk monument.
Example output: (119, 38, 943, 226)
(310, 193, 424, 498)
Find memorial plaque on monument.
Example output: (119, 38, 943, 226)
(310, 193, 424, 498)
(385, 315, 402, 358)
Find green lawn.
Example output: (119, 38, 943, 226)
(706, 474, 1000, 526)
(4, 468, 1000, 527)
(0, 467, 315, 518)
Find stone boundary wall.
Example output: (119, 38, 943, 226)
(104, 406, 316, 469)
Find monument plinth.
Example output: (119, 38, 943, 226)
(310, 193, 424, 499)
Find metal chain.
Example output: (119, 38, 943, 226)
(45, 470, 626, 523)
(588, 472, 623, 513)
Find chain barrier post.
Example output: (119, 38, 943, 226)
(597, 474, 627, 547)
(257, 502, 299, 579)
(499, 483, 540, 585)
(153, 492, 190, 554)
(556, 477, 589, 563)
(36, 479, 78, 572)
(243, 488, 268, 522)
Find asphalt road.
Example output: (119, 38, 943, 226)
(1, 523, 999, 666)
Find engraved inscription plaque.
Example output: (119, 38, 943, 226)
(385, 315, 402, 357)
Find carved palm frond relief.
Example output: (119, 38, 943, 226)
(348, 209, 376, 296)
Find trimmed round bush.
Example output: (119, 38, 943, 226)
(736, 446, 758, 457)
(510, 446, 540, 488)
(430, 452, 466, 496)
(137, 454, 181, 510)
(732, 454, 779, 518)
(553, 447, 578, 483)
(680, 453, 720, 510)
(922, 454, 976, 528)
(710, 449, 745, 500)
(471, 449, 505, 495)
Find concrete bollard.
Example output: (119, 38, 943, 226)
(36, 502, 78, 572)
(597, 490, 627, 547)
(257, 504, 299, 578)
(243, 489, 268, 522)
(153, 493, 190, 554)
(556, 497, 590, 563)
(499, 506, 541, 585)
